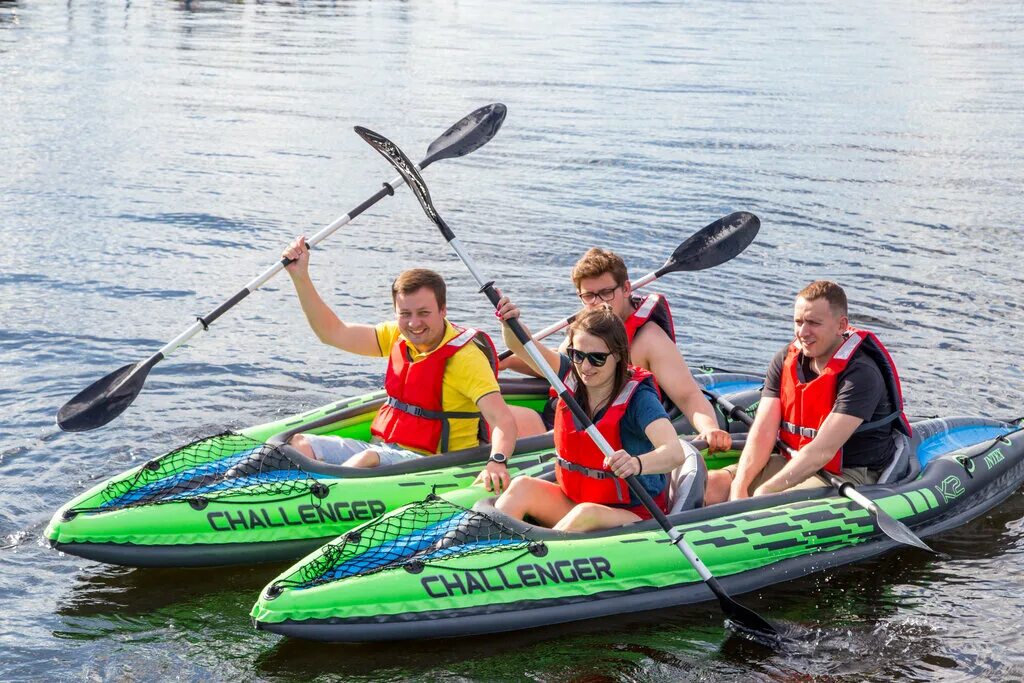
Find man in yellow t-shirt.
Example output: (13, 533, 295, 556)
(373, 320, 500, 452)
(279, 236, 517, 494)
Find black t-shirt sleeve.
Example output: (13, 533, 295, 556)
(762, 346, 789, 399)
(833, 357, 886, 421)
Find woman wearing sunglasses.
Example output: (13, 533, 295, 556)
(492, 295, 689, 532)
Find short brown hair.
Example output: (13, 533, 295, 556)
(797, 280, 847, 317)
(571, 248, 629, 290)
(391, 268, 446, 309)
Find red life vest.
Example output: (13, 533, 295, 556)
(623, 293, 675, 344)
(778, 326, 911, 474)
(547, 294, 673, 403)
(370, 325, 497, 454)
(553, 367, 657, 505)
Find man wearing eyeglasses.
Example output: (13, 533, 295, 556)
(504, 247, 731, 452)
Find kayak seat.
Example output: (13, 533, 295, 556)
(667, 439, 707, 513)
(875, 432, 916, 485)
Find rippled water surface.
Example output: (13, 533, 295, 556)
(3, 1, 1024, 680)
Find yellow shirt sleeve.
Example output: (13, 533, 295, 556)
(374, 321, 400, 358)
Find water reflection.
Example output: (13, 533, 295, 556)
(4, 0, 1024, 679)
(250, 488, 1024, 680)
(58, 564, 277, 621)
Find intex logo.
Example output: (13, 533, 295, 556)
(984, 449, 1005, 470)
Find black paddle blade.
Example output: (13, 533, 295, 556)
(704, 576, 782, 645)
(355, 126, 452, 239)
(724, 606, 784, 647)
(421, 103, 507, 168)
(56, 355, 160, 432)
(658, 211, 760, 276)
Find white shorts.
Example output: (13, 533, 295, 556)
(300, 435, 423, 466)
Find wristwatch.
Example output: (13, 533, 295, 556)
(488, 452, 508, 465)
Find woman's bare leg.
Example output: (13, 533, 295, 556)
(554, 502, 641, 533)
(495, 477, 575, 527)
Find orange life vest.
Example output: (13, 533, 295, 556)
(779, 326, 910, 474)
(553, 367, 663, 505)
(370, 325, 497, 454)
(623, 293, 675, 344)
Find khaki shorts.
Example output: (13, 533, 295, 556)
(723, 454, 879, 496)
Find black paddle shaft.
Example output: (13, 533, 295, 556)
(354, 121, 780, 641)
(493, 212, 760, 363)
(57, 104, 509, 433)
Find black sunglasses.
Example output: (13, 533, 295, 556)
(566, 347, 612, 367)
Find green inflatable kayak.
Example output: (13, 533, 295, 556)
(46, 370, 763, 568)
(250, 415, 1024, 641)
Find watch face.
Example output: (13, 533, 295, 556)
(490, 453, 507, 464)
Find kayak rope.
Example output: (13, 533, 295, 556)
(269, 494, 543, 593)
(64, 432, 319, 518)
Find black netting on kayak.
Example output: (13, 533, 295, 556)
(271, 495, 543, 591)
(67, 432, 321, 515)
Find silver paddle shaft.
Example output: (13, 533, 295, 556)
(155, 170, 408, 360)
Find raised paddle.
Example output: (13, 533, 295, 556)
(704, 388, 933, 552)
(353, 124, 781, 645)
(495, 212, 760, 361)
(56, 104, 509, 432)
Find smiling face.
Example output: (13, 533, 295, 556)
(395, 287, 447, 352)
(793, 295, 848, 362)
(568, 330, 618, 389)
(577, 273, 633, 320)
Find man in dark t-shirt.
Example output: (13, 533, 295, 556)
(704, 280, 905, 505)
(761, 347, 896, 469)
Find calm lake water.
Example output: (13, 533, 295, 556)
(3, 1, 1024, 680)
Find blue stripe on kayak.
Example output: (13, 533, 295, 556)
(710, 380, 763, 395)
(917, 424, 1014, 468)
(144, 469, 319, 503)
(316, 512, 469, 584)
(102, 446, 262, 507)
(311, 512, 526, 585)
(398, 538, 518, 564)
(101, 447, 324, 508)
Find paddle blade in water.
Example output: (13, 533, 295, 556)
(704, 574, 782, 646)
(723, 600, 782, 646)
(56, 356, 160, 432)
(660, 212, 760, 275)
(421, 103, 508, 168)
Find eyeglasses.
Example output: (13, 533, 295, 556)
(577, 285, 620, 304)
(566, 347, 612, 367)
